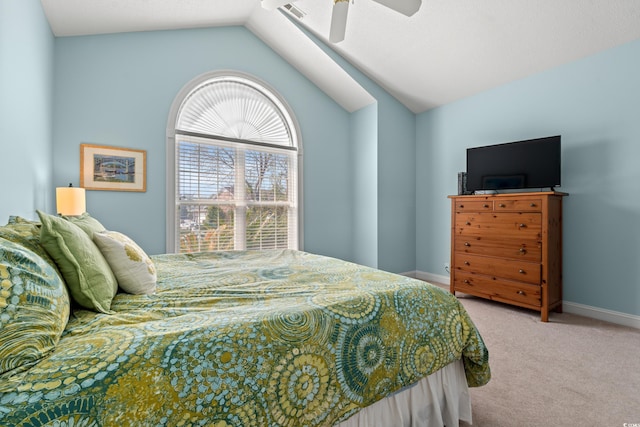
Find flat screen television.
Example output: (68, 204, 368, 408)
(466, 135, 561, 193)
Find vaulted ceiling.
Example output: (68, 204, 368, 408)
(41, 0, 640, 113)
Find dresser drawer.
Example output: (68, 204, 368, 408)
(453, 237, 541, 261)
(455, 212, 542, 240)
(454, 253, 541, 285)
(494, 198, 542, 212)
(454, 200, 493, 212)
(454, 271, 541, 308)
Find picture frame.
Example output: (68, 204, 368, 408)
(80, 143, 147, 192)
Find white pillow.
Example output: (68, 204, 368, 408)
(93, 231, 157, 295)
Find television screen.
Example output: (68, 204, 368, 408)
(466, 136, 561, 193)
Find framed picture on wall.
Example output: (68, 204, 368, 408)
(80, 143, 147, 192)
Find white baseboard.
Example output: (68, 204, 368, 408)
(408, 270, 640, 329)
(401, 270, 449, 288)
(415, 271, 450, 286)
(563, 301, 640, 329)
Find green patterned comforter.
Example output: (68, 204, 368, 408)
(0, 250, 490, 426)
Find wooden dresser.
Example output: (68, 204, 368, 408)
(449, 192, 567, 322)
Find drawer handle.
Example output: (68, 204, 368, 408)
(517, 290, 525, 295)
(530, 203, 536, 207)
(459, 204, 464, 208)
(464, 261, 470, 266)
(519, 269, 526, 274)
(483, 204, 489, 208)
(498, 203, 505, 208)
(464, 242, 471, 247)
(464, 279, 470, 284)
(519, 223, 526, 228)
(465, 221, 471, 226)
(519, 248, 527, 254)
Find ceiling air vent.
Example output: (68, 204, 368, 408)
(283, 3, 306, 19)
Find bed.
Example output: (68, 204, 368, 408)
(0, 212, 490, 426)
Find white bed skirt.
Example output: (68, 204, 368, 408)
(335, 360, 472, 427)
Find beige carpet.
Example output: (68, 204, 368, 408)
(454, 294, 640, 427)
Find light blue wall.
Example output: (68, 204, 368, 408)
(376, 99, 416, 273)
(0, 0, 54, 221)
(417, 38, 640, 316)
(350, 103, 378, 268)
(296, 25, 417, 273)
(53, 27, 353, 259)
(53, 23, 417, 273)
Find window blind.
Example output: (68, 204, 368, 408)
(174, 75, 298, 253)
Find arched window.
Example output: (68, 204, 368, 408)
(166, 71, 301, 253)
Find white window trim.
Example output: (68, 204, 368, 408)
(166, 70, 304, 253)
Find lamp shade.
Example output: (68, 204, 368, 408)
(56, 186, 86, 216)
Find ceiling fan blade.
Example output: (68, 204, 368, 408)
(329, 0, 350, 43)
(261, 0, 296, 11)
(370, 0, 421, 16)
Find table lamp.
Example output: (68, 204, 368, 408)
(56, 183, 86, 216)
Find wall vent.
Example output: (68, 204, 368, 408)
(283, 3, 306, 19)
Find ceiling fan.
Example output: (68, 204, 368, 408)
(262, 0, 422, 43)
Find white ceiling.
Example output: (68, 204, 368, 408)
(41, 0, 640, 113)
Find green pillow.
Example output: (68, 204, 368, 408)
(93, 230, 157, 295)
(0, 237, 70, 375)
(62, 212, 106, 238)
(37, 210, 117, 314)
